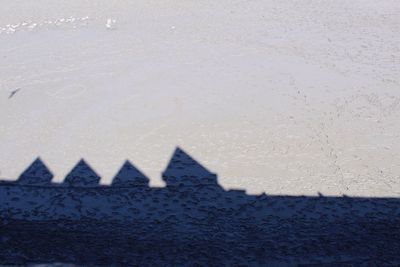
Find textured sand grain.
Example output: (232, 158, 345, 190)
(1, 0, 399, 196)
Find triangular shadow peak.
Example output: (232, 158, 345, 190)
(112, 160, 150, 187)
(63, 159, 101, 187)
(16, 157, 53, 185)
(1, 147, 400, 265)
(162, 147, 218, 186)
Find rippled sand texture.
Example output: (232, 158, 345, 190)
(0, 0, 399, 196)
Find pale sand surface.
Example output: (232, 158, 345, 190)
(0, 0, 399, 196)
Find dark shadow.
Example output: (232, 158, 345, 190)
(8, 88, 21, 99)
(63, 159, 101, 187)
(15, 157, 53, 185)
(1, 147, 399, 266)
(112, 160, 150, 187)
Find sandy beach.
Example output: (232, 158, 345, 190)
(1, 0, 399, 196)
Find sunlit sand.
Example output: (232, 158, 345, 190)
(1, 0, 399, 196)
